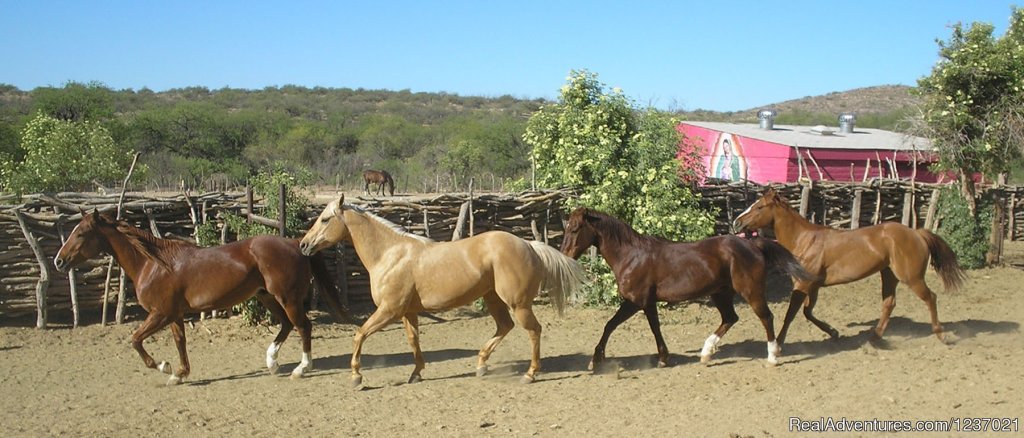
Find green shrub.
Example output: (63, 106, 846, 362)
(935, 185, 992, 269)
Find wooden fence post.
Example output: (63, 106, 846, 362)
(901, 191, 914, 227)
(468, 178, 475, 237)
(16, 210, 49, 329)
(850, 189, 863, 229)
(279, 183, 287, 237)
(799, 184, 811, 219)
(1009, 192, 1017, 241)
(924, 189, 941, 231)
(57, 217, 80, 328)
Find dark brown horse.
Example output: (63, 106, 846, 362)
(53, 210, 347, 385)
(362, 169, 395, 196)
(733, 187, 966, 347)
(560, 207, 815, 367)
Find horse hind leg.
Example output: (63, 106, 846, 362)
(872, 268, 899, 340)
(701, 292, 739, 364)
(743, 289, 779, 366)
(905, 276, 944, 342)
(254, 292, 294, 375)
(476, 292, 515, 377)
(511, 306, 543, 384)
(402, 313, 425, 383)
(279, 301, 313, 379)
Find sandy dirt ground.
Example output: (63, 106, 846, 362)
(2, 248, 1022, 437)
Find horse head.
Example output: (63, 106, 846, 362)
(300, 194, 351, 256)
(54, 209, 113, 273)
(733, 187, 784, 233)
(560, 207, 600, 259)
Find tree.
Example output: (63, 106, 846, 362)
(524, 70, 714, 241)
(1, 113, 139, 193)
(914, 7, 1024, 209)
(31, 81, 114, 122)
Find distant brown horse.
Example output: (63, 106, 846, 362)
(53, 210, 347, 385)
(733, 187, 966, 347)
(362, 169, 395, 196)
(300, 195, 587, 385)
(561, 207, 815, 367)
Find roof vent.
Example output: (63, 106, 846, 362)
(757, 109, 778, 130)
(838, 112, 856, 134)
(810, 125, 834, 136)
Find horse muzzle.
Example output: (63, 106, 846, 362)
(53, 257, 70, 273)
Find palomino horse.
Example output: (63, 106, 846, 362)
(362, 169, 395, 196)
(733, 187, 966, 347)
(299, 195, 587, 385)
(53, 210, 347, 385)
(560, 207, 815, 367)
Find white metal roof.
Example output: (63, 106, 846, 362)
(682, 121, 934, 152)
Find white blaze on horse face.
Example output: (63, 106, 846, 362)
(55, 221, 84, 266)
(735, 203, 756, 228)
(700, 334, 721, 358)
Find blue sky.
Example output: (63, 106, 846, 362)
(1, 1, 1018, 111)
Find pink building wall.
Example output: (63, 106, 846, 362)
(677, 124, 943, 184)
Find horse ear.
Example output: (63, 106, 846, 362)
(334, 194, 345, 215)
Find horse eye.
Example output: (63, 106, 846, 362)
(321, 217, 330, 223)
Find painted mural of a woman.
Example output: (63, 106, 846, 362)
(713, 135, 745, 181)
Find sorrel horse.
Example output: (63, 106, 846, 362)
(560, 207, 815, 367)
(733, 187, 966, 346)
(53, 210, 347, 385)
(362, 169, 395, 196)
(299, 195, 587, 385)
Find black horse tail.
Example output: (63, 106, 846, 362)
(309, 252, 358, 324)
(917, 229, 966, 293)
(752, 238, 817, 283)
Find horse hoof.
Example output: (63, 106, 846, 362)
(766, 358, 779, 367)
(520, 374, 536, 384)
(290, 369, 305, 380)
(476, 366, 487, 378)
(157, 361, 172, 374)
(268, 362, 280, 375)
(700, 355, 712, 365)
(408, 374, 422, 384)
(828, 329, 840, 340)
(587, 361, 595, 371)
(657, 360, 668, 368)
(350, 375, 363, 388)
(166, 375, 183, 386)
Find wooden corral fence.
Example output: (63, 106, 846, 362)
(2, 182, 1021, 328)
(696, 178, 1023, 259)
(0, 189, 574, 328)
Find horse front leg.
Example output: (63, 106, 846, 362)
(801, 286, 839, 339)
(350, 307, 399, 387)
(641, 301, 670, 367)
(590, 300, 641, 371)
(130, 312, 175, 381)
(280, 301, 313, 379)
(168, 318, 190, 385)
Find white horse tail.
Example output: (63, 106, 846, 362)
(527, 240, 589, 315)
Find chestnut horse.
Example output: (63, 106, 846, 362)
(53, 210, 347, 385)
(299, 195, 587, 385)
(362, 169, 395, 196)
(560, 207, 815, 367)
(733, 187, 966, 347)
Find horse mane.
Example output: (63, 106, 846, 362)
(584, 209, 656, 246)
(343, 203, 432, 243)
(113, 220, 197, 271)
